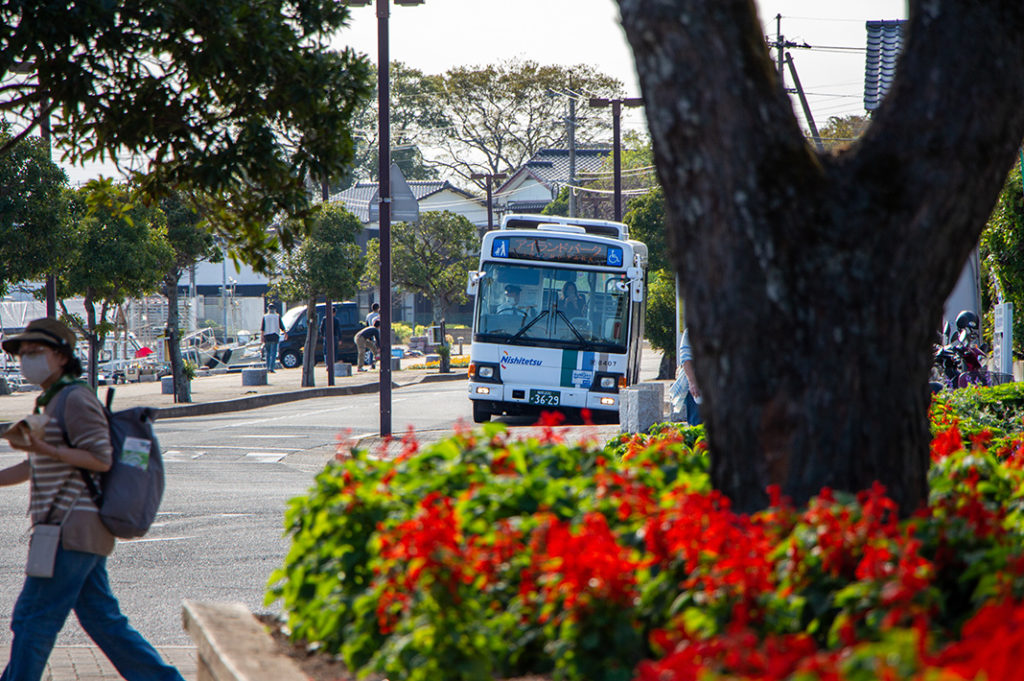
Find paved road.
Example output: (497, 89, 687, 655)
(0, 379, 491, 649)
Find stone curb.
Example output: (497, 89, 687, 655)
(183, 600, 304, 681)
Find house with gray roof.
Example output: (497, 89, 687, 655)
(494, 147, 611, 215)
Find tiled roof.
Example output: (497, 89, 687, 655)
(330, 180, 477, 222)
(503, 147, 611, 189)
(864, 20, 904, 112)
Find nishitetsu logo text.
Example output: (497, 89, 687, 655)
(501, 351, 543, 370)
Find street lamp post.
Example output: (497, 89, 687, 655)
(470, 172, 507, 230)
(11, 62, 57, 318)
(588, 97, 643, 221)
(348, 0, 424, 437)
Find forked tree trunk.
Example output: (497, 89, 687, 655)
(617, 0, 1024, 514)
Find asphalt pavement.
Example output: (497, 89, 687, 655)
(0, 348, 663, 679)
(0, 360, 469, 681)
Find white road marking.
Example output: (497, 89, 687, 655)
(244, 452, 287, 462)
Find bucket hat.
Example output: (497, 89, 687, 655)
(1, 318, 76, 356)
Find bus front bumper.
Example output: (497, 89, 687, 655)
(467, 382, 619, 412)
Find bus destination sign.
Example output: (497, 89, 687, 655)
(491, 236, 623, 267)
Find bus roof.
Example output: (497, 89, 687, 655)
(500, 213, 629, 240)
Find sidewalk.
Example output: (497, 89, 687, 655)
(0, 360, 465, 428)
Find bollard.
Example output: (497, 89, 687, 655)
(333, 362, 352, 377)
(241, 368, 268, 386)
(161, 376, 175, 395)
(619, 383, 665, 434)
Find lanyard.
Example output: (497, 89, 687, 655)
(34, 375, 82, 414)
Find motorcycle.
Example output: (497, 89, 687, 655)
(929, 311, 1013, 392)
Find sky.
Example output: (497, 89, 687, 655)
(60, 0, 907, 185)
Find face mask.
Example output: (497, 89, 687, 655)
(20, 352, 57, 385)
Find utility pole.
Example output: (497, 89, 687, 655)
(567, 94, 577, 217)
(588, 96, 643, 221)
(470, 172, 507, 230)
(322, 178, 336, 385)
(771, 15, 820, 151)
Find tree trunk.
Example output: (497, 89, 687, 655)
(163, 275, 191, 403)
(657, 351, 675, 380)
(435, 298, 450, 374)
(301, 297, 317, 387)
(617, 0, 1024, 515)
(84, 295, 99, 391)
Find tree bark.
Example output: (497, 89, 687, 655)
(657, 352, 675, 381)
(163, 275, 191, 403)
(301, 297, 317, 387)
(617, 0, 1024, 514)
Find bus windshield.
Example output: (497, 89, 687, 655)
(474, 262, 630, 351)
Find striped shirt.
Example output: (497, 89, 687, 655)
(29, 383, 114, 554)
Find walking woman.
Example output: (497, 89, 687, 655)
(0, 319, 184, 681)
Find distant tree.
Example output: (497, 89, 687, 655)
(345, 62, 444, 187)
(272, 204, 364, 386)
(618, 0, 1024, 514)
(159, 193, 220, 403)
(624, 186, 677, 377)
(817, 114, 871, 153)
(981, 162, 1024, 355)
(541, 187, 571, 217)
(0, 121, 72, 296)
(429, 60, 623, 187)
(58, 184, 174, 388)
(1, 0, 372, 269)
(364, 211, 478, 371)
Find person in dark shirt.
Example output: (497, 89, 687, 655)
(354, 319, 380, 371)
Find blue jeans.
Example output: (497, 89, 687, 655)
(685, 393, 702, 426)
(265, 340, 279, 371)
(2, 545, 184, 681)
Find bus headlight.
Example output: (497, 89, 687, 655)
(592, 372, 623, 393)
(599, 396, 616, 406)
(475, 386, 491, 395)
(471, 362, 501, 383)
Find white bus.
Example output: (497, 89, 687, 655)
(466, 214, 648, 423)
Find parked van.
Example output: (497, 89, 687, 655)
(278, 302, 362, 368)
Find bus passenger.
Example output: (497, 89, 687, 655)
(559, 282, 587, 318)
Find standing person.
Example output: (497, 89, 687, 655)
(678, 328, 702, 426)
(354, 319, 380, 372)
(0, 318, 185, 681)
(366, 302, 380, 327)
(261, 304, 287, 372)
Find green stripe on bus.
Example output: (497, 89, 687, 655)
(560, 350, 578, 387)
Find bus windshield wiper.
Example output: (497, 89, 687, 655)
(554, 310, 587, 342)
(511, 310, 549, 341)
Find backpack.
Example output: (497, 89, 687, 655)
(54, 385, 165, 539)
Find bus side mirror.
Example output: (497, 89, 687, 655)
(466, 270, 486, 296)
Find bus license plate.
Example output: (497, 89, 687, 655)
(529, 389, 560, 406)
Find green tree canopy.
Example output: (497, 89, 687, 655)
(58, 183, 174, 387)
(273, 204, 365, 304)
(982, 162, 1024, 354)
(816, 114, 871, 153)
(364, 211, 478, 321)
(0, 121, 72, 295)
(1, 0, 373, 269)
(429, 60, 623, 186)
(272, 203, 365, 386)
